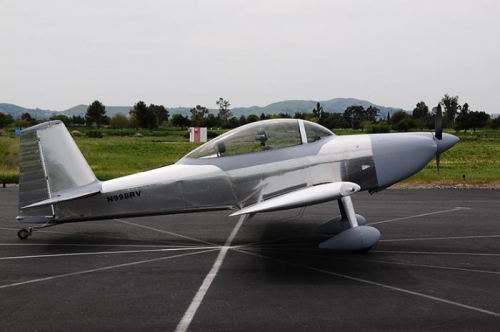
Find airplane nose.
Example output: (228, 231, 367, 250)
(436, 133, 460, 155)
(371, 133, 437, 190)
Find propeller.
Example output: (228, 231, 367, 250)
(434, 104, 443, 173)
(435, 104, 443, 140)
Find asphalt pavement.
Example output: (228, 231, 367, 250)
(1, 187, 499, 331)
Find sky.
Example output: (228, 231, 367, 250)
(1, 0, 499, 113)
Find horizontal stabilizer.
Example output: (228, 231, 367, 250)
(21, 181, 101, 209)
(230, 182, 360, 217)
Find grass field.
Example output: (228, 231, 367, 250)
(1, 127, 499, 186)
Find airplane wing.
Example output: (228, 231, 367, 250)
(230, 181, 360, 217)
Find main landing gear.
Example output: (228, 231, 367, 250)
(316, 196, 380, 253)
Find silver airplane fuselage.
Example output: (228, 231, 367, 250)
(18, 119, 456, 223)
(16, 119, 458, 249)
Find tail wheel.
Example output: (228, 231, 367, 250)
(17, 229, 31, 240)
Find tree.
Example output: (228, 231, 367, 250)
(21, 112, 32, 121)
(238, 115, 247, 126)
(390, 110, 416, 132)
(456, 105, 490, 132)
(293, 111, 306, 119)
(171, 114, 191, 129)
(109, 113, 129, 129)
(247, 114, 260, 123)
(441, 94, 460, 128)
(312, 102, 324, 119)
(0, 112, 14, 128)
(276, 112, 291, 119)
(491, 117, 500, 130)
(19, 112, 38, 127)
(322, 113, 349, 129)
(130, 101, 151, 130)
(204, 113, 221, 128)
(226, 117, 240, 129)
(149, 104, 169, 128)
(455, 102, 470, 132)
(86, 100, 107, 128)
(71, 115, 85, 126)
(365, 106, 380, 123)
(49, 114, 71, 126)
(343, 105, 365, 129)
(190, 105, 209, 127)
(216, 98, 232, 127)
(412, 101, 429, 130)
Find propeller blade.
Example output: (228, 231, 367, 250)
(436, 152, 441, 174)
(435, 104, 443, 140)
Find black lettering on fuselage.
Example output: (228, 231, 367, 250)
(106, 190, 142, 203)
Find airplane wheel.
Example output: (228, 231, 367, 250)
(18, 229, 30, 240)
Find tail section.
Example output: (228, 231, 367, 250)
(17, 121, 101, 224)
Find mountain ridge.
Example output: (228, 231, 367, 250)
(0, 98, 403, 120)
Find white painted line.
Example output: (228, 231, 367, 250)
(114, 219, 218, 246)
(372, 250, 500, 257)
(380, 234, 500, 242)
(0, 243, 188, 248)
(356, 258, 500, 275)
(370, 207, 470, 225)
(0, 246, 214, 260)
(0, 249, 216, 290)
(0, 227, 195, 246)
(235, 249, 500, 318)
(175, 215, 246, 332)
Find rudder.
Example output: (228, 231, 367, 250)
(17, 121, 100, 223)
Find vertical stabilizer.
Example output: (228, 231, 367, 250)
(17, 121, 99, 223)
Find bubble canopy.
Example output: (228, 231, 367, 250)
(184, 119, 334, 159)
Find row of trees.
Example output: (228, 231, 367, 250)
(2, 94, 499, 132)
(388, 95, 495, 132)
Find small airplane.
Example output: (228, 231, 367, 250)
(16, 105, 458, 252)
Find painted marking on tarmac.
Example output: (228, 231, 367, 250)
(370, 207, 470, 225)
(175, 215, 246, 332)
(0, 226, 191, 246)
(114, 219, 218, 246)
(355, 258, 500, 275)
(0, 249, 217, 290)
(0, 246, 214, 260)
(236, 249, 500, 319)
(0, 243, 175, 248)
(240, 246, 500, 275)
(380, 234, 500, 242)
(372, 250, 500, 256)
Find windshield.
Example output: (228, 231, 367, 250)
(184, 119, 333, 159)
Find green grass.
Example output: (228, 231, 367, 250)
(403, 131, 500, 185)
(1, 127, 499, 186)
(75, 136, 201, 180)
(0, 131, 20, 183)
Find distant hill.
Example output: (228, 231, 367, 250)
(61, 105, 133, 117)
(1, 98, 403, 120)
(231, 98, 400, 117)
(0, 103, 54, 119)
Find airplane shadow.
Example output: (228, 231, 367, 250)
(235, 219, 417, 286)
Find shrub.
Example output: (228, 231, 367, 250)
(366, 123, 391, 134)
(71, 130, 84, 137)
(86, 131, 103, 138)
